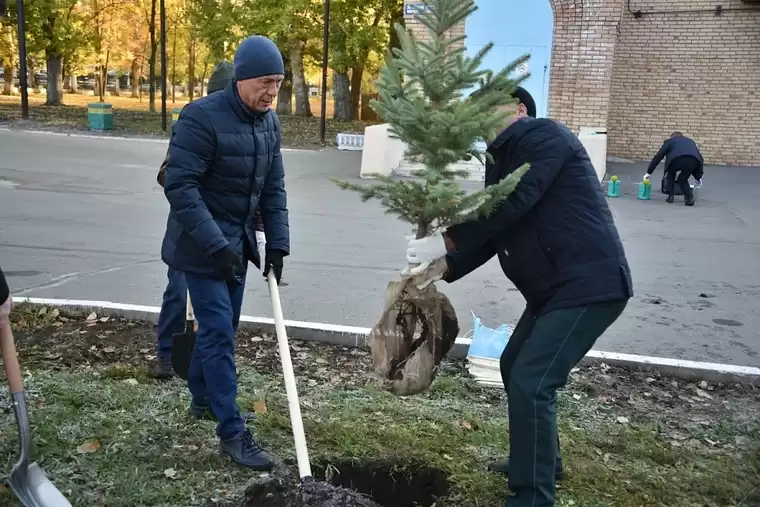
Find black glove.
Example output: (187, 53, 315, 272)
(263, 249, 285, 284)
(212, 245, 244, 282)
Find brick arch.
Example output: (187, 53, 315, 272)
(547, 0, 623, 132)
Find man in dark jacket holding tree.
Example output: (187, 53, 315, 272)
(405, 87, 633, 507)
(161, 35, 289, 470)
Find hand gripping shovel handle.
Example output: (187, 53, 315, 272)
(267, 272, 312, 481)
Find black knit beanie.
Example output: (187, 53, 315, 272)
(234, 36, 284, 81)
(207, 61, 234, 94)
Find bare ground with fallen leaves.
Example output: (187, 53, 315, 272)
(1, 303, 758, 507)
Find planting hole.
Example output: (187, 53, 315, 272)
(314, 459, 450, 507)
(241, 460, 450, 507)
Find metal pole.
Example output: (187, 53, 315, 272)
(15, 0, 29, 120)
(159, 0, 167, 131)
(319, 0, 330, 145)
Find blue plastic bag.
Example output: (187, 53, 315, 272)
(466, 311, 512, 360)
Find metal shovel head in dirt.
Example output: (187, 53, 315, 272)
(171, 291, 197, 380)
(9, 460, 72, 507)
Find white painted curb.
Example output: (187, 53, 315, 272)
(13, 297, 760, 385)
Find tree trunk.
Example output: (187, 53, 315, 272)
(187, 38, 195, 101)
(112, 74, 120, 97)
(130, 58, 140, 98)
(289, 44, 311, 117)
(276, 56, 292, 115)
(349, 64, 364, 119)
(64, 74, 77, 93)
(3, 63, 13, 95)
(332, 71, 352, 121)
(171, 25, 177, 103)
(148, 0, 157, 112)
(27, 57, 36, 89)
(45, 52, 64, 105)
(389, 0, 404, 53)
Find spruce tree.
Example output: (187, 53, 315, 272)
(333, 0, 531, 240)
(331, 0, 533, 396)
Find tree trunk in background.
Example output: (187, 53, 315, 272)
(332, 72, 352, 120)
(289, 44, 311, 117)
(187, 38, 196, 101)
(349, 63, 364, 119)
(276, 56, 293, 115)
(69, 75, 78, 93)
(388, 0, 404, 53)
(3, 63, 13, 95)
(27, 57, 36, 89)
(45, 52, 63, 105)
(131, 58, 140, 98)
(148, 0, 157, 112)
(112, 75, 121, 97)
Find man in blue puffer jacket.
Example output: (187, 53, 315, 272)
(161, 35, 289, 470)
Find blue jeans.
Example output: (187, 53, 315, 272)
(184, 271, 246, 441)
(155, 267, 188, 362)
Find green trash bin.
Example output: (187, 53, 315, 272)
(88, 103, 113, 131)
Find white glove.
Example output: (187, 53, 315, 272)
(255, 231, 266, 268)
(401, 257, 448, 290)
(406, 232, 448, 266)
(643, 173, 651, 181)
(0, 295, 12, 328)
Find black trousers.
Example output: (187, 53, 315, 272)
(666, 155, 699, 201)
(499, 299, 628, 507)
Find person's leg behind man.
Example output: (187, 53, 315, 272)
(184, 271, 274, 470)
(505, 299, 628, 507)
(152, 267, 187, 379)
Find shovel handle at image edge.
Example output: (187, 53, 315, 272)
(1, 324, 25, 395)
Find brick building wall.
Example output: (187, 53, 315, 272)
(607, 0, 760, 165)
(547, 0, 623, 134)
(404, 4, 467, 48)
(402, 0, 760, 165)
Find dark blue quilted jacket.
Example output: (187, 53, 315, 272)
(161, 81, 289, 280)
(445, 117, 633, 313)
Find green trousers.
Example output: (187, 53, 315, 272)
(500, 299, 628, 507)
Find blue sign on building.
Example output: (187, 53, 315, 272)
(404, 2, 432, 16)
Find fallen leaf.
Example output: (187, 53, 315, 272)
(252, 400, 268, 414)
(698, 380, 708, 389)
(316, 358, 329, 365)
(459, 421, 473, 430)
(572, 394, 582, 400)
(86, 312, 97, 322)
(139, 348, 150, 354)
(122, 378, 138, 385)
(695, 388, 713, 400)
(163, 468, 178, 479)
(76, 439, 101, 454)
(616, 416, 630, 424)
(99, 317, 110, 322)
(103, 347, 116, 353)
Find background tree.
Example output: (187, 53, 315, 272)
(332, 0, 530, 396)
(329, 0, 387, 120)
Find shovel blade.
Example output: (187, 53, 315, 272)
(9, 462, 72, 507)
(171, 322, 196, 381)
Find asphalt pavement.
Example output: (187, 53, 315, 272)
(1, 129, 758, 366)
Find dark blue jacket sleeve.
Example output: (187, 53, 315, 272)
(445, 122, 570, 250)
(646, 139, 670, 175)
(259, 114, 290, 255)
(444, 240, 498, 283)
(163, 103, 229, 256)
